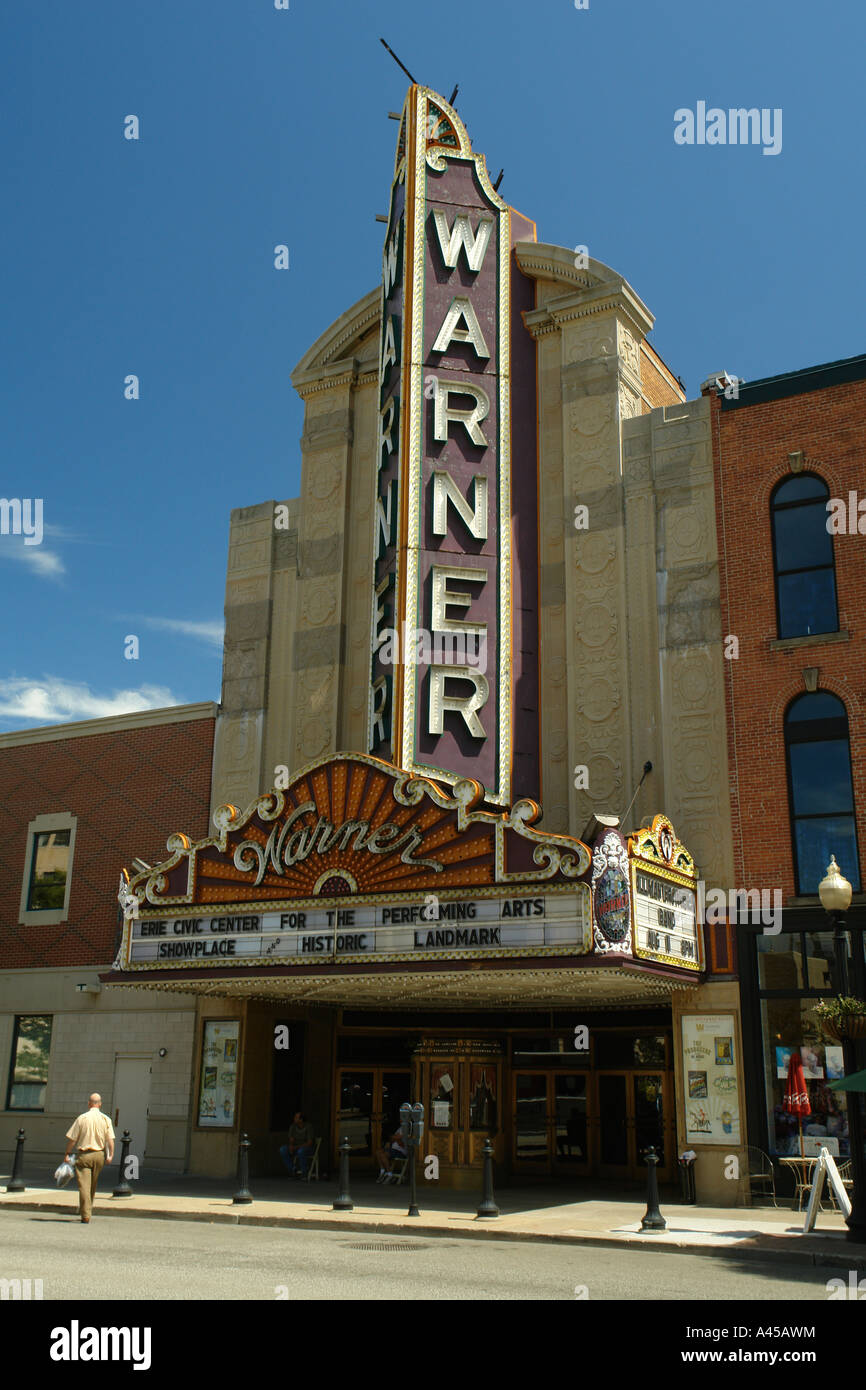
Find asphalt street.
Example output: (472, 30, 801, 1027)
(0, 1210, 847, 1301)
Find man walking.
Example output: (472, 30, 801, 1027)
(63, 1093, 115, 1223)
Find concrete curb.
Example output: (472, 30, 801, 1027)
(4, 1195, 864, 1270)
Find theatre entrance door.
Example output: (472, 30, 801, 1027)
(333, 1068, 411, 1170)
(597, 1070, 673, 1182)
(512, 1071, 590, 1176)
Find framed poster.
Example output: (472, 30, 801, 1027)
(430, 1065, 455, 1128)
(681, 1014, 740, 1144)
(197, 1019, 240, 1127)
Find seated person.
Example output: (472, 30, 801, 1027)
(279, 1111, 315, 1178)
(375, 1127, 407, 1182)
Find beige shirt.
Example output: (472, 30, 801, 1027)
(66, 1109, 115, 1153)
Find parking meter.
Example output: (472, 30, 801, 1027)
(399, 1101, 413, 1145)
(410, 1102, 424, 1144)
(400, 1101, 424, 1146)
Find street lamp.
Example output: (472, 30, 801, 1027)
(818, 856, 866, 1243)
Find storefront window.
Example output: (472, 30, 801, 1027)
(6, 1015, 53, 1110)
(757, 933, 803, 991)
(469, 1064, 497, 1130)
(512, 1036, 589, 1064)
(760, 998, 848, 1157)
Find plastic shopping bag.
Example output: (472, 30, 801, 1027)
(54, 1158, 75, 1188)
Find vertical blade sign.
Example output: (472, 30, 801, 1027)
(369, 86, 537, 806)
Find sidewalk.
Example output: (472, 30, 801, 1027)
(2, 1165, 863, 1269)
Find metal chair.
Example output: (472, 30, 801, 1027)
(292, 1137, 321, 1181)
(382, 1156, 408, 1186)
(742, 1146, 779, 1207)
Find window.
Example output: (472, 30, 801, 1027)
(771, 474, 838, 638)
(6, 1016, 53, 1110)
(19, 813, 77, 925)
(27, 829, 70, 910)
(785, 692, 860, 893)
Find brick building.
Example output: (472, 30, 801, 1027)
(0, 704, 216, 1169)
(706, 356, 866, 1172)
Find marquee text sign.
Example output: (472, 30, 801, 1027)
(369, 87, 538, 805)
(628, 816, 702, 972)
(125, 891, 592, 966)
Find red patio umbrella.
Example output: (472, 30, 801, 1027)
(783, 1051, 811, 1157)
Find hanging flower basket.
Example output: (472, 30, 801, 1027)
(814, 997, 866, 1042)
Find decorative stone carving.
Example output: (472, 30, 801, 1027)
(569, 398, 614, 436)
(579, 602, 617, 649)
(575, 530, 615, 575)
(303, 580, 337, 628)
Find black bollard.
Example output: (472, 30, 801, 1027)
(332, 1137, 354, 1211)
(476, 1138, 500, 1218)
(6, 1128, 26, 1193)
(112, 1130, 133, 1197)
(232, 1132, 253, 1204)
(640, 1145, 666, 1231)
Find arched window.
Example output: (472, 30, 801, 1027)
(771, 474, 838, 639)
(785, 691, 860, 893)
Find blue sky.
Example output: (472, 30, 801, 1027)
(2, 0, 863, 731)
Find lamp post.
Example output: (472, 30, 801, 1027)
(818, 856, 866, 1243)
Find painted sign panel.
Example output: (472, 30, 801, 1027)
(369, 86, 538, 806)
(591, 827, 632, 953)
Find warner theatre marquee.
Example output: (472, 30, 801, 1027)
(108, 755, 703, 1007)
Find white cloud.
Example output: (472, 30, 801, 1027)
(0, 534, 66, 578)
(138, 616, 225, 651)
(0, 677, 182, 726)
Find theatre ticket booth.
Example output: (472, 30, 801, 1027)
(105, 753, 707, 1192)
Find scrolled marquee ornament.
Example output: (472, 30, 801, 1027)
(118, 753, 592, 919)
(628, 814, 696, 877)
(591, 829, 632, 954)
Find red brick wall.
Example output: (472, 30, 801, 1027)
(0, 715, 215, 968)
(641, 342, 685, 411)
(711, 380, 866, 896)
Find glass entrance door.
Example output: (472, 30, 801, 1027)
(513, 1071, 590, 1174)
(334, 1067, 411, 1168)
(596, 1071, 672, 1180)
(514, 1073, 549, 1164)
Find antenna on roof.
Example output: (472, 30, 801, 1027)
(493, 169, 504, 191)
(620, 761, 653, 830)
(379, 38, 418, 85)
(448, 84, 459, 106)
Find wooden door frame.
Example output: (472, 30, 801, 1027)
(511, 1068, 592, 1176)
(332, 1065, 411, 1168)
(595, 1068, 674, 1181)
